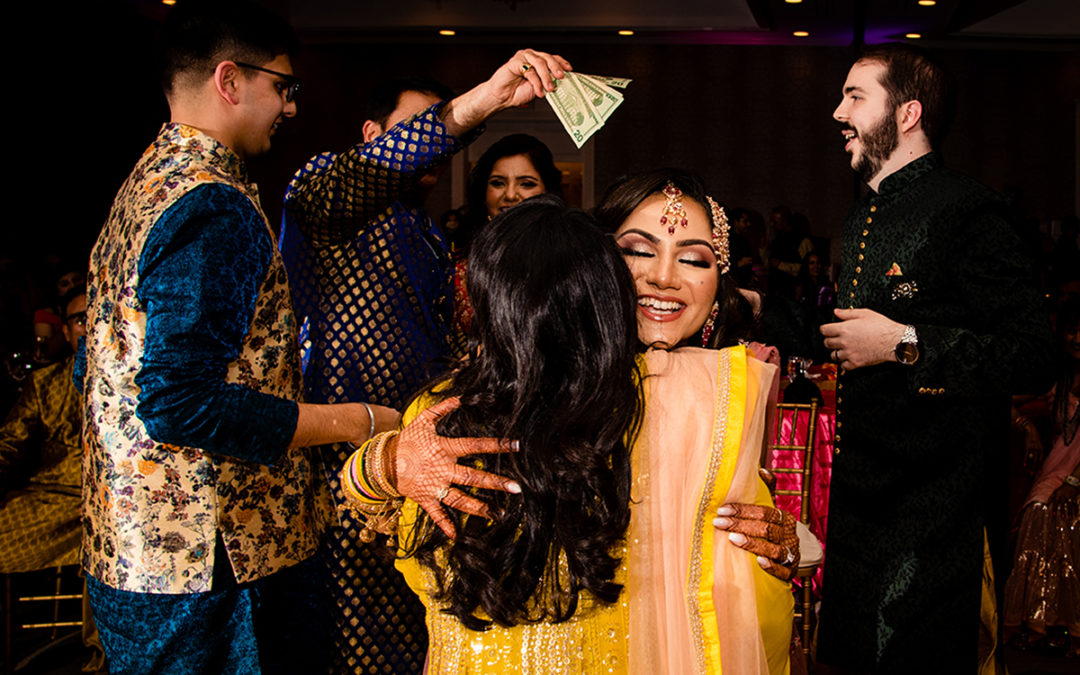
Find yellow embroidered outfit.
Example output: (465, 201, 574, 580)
(390, 346, 792, 674)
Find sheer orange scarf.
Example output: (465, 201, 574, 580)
(627, 346, 791, 675)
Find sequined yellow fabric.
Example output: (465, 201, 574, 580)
(396, 501, 629, 675)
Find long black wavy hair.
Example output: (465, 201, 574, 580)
(403, 194, 643, 630)
(594, 168, 756, 349)
(456, 134, 563, 251)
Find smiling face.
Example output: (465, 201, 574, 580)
(485, 154, 546, 217)
(235, 54, 297, 158)
(833, 60, 900, 188)
(614, 193, 719, 349)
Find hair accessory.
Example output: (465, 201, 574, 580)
(700, 301, 720, 347)
(659, 182, 688, 235)
(705, 196, 731, 274)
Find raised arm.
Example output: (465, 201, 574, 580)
(282, 49, 571, 245)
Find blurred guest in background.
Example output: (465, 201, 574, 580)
(1004, 298, 1080, 658)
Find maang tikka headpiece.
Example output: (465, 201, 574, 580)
(659, 182, 688, 235)
(658, 181, 730, 274)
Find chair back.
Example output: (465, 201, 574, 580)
(770, 399, 819, 524)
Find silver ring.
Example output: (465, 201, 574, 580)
(782, 548, 796, 566)
(436, 486, 451, 501)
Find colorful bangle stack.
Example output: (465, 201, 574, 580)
(341, 431, 401, 504)
(339, 431, 404, 543)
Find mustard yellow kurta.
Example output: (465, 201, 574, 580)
(392, 346, 792, 674)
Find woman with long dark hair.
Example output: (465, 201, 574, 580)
(594, 169, 799, 576)
(342, 196, 792, 673)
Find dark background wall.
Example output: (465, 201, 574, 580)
(9, 3, 1076, 273)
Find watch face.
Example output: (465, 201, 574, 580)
(896, 342, 919, 365)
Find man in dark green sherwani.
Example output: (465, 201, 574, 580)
(818, 44, 1053, 673)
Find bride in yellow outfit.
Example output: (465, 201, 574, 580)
(342, 189, 792, 674)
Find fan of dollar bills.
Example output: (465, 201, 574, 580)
(545, 73, 631, 149)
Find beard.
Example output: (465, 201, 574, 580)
(852, 107, 899, 185)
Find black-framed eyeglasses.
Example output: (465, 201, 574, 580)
(234, 62, 301, 102)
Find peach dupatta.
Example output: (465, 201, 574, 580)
(627, 346, 792, 675)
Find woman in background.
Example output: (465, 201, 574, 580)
(451, 134, 562, 356)
(1004, 297, 1080, 657)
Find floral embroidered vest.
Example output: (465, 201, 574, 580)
(83, 123, 329, 593)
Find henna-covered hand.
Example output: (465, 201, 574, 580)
(713, 503, 800, 582)
(391, 396, 519, 539)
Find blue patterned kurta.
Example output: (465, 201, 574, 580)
(281, 103, 477, 673)
(82, 123, 333, 673)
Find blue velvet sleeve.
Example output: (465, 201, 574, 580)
(134, 183, 299, 465)
(73, 337, 86, 394)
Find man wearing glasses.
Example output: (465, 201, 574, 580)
(79, 2, 400, 672)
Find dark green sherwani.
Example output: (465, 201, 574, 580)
(817, 153, 1053, 673)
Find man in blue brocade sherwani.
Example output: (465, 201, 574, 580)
(818, 44, 1053, 673)
(281, 50, 573, 674)
(80, 3, 401, 673)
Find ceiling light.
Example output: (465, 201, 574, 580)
(918, 1, 937, 6)
(162, 0, 176, 5)
(617, 30, 634, 36)
(905, 33, 922, 39)
(793, 31, 810, 37)
(785, 0, 804, 4)
(438, 29, 456, 36)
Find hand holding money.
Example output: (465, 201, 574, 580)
(546, 73, 632, 148)
(443, 49, 573, 137)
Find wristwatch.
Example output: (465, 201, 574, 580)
(894, 324, 919, 365)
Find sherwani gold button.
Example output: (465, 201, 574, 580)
(870, 205, 877, 212)
(866, 217, 873, 224)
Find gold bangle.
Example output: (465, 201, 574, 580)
(367, 431, 401, 498)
